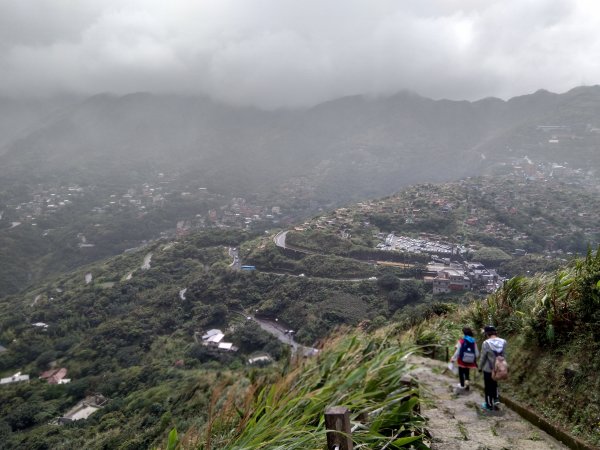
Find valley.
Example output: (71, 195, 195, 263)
(1, 87, 600, 449)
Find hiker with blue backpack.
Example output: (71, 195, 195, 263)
(450, 327, 479, 391)
(479, 325, 508, 411)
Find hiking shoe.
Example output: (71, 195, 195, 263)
(481, 402, 492, 411)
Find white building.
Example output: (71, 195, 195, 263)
(1, 372, 30, 385)
(201, 329, 237, 351)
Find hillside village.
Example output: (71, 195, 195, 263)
(294, 161, 600, 258)
(278, 162, 600, 299)
(0, 172, 288, 238)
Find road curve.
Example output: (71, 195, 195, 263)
(273, 230, 288, 248)
(273, 230, 314, 254)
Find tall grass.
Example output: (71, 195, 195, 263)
(191, 332, 427, 449)
(466, 248, 600, 346)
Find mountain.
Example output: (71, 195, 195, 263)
(0, 96, 80, 154)
(3, 86, 600, 204)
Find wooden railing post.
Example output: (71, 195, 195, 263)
(400, 374, 421, 413)
(325, 406, 353, 450)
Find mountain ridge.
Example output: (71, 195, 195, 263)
(2, 85, 600, 204)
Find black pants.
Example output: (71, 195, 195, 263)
(483, 371, 498, 408)
(458, 367, 470, 387)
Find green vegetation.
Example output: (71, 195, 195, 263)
(193, 332, 428, 449)
(0, 183, 226, 297)
(471, 246, 512, 265)
(0, 225, 437, 448)
(2, 170, 600, 448)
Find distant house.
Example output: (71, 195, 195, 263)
(32, 322, 49, 330)
(40, 368, 69, 384)
(432, 269, 471, 294)
(202, 329, 225, 343)
(202, 329, 221, 339)
(200, 329, 237, 352)
(0, 372, 30, 385)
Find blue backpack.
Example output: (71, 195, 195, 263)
(459, 339, 476, 364)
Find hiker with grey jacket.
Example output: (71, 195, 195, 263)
(478, 325, 507, 411)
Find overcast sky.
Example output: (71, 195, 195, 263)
(1, 0, 599, 108)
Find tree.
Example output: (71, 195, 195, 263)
(35, 350, 57, 370)
(7, 402, 41, 430)
(377, 273, 400, 291)
(472, 246, 512, 265)
(234, 322, 270, 353)
(387, 280, 423, 312)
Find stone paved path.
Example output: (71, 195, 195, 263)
(409, 356, 569, 450)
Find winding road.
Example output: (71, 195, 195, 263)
(273, 230, 288, 248)
(273, 230, 312, 254)
(229, 247, 241, 270)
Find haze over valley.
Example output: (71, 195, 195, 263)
(1, 2, 600, 449)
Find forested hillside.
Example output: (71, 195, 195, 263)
(0, 226, 436, 448)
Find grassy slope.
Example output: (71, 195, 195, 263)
(173, 332, 428, 450)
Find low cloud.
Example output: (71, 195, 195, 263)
(1, 0, 599, 108)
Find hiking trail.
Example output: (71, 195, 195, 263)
(409, 355, 568, 450)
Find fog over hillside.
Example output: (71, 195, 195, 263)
(1, 86, 600, 204)
(3, 5, 600, 450)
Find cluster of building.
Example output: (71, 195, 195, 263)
(1, 170, 293, 251)
(90, 177, 194, 215)
(463, 168, 600, 251)
(207, 198, 284, 230)
(424, 260, 503, 294)
(0, 184, 84, 228)
(377, 233, 465, 256)
(0, 367, 70, 386)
